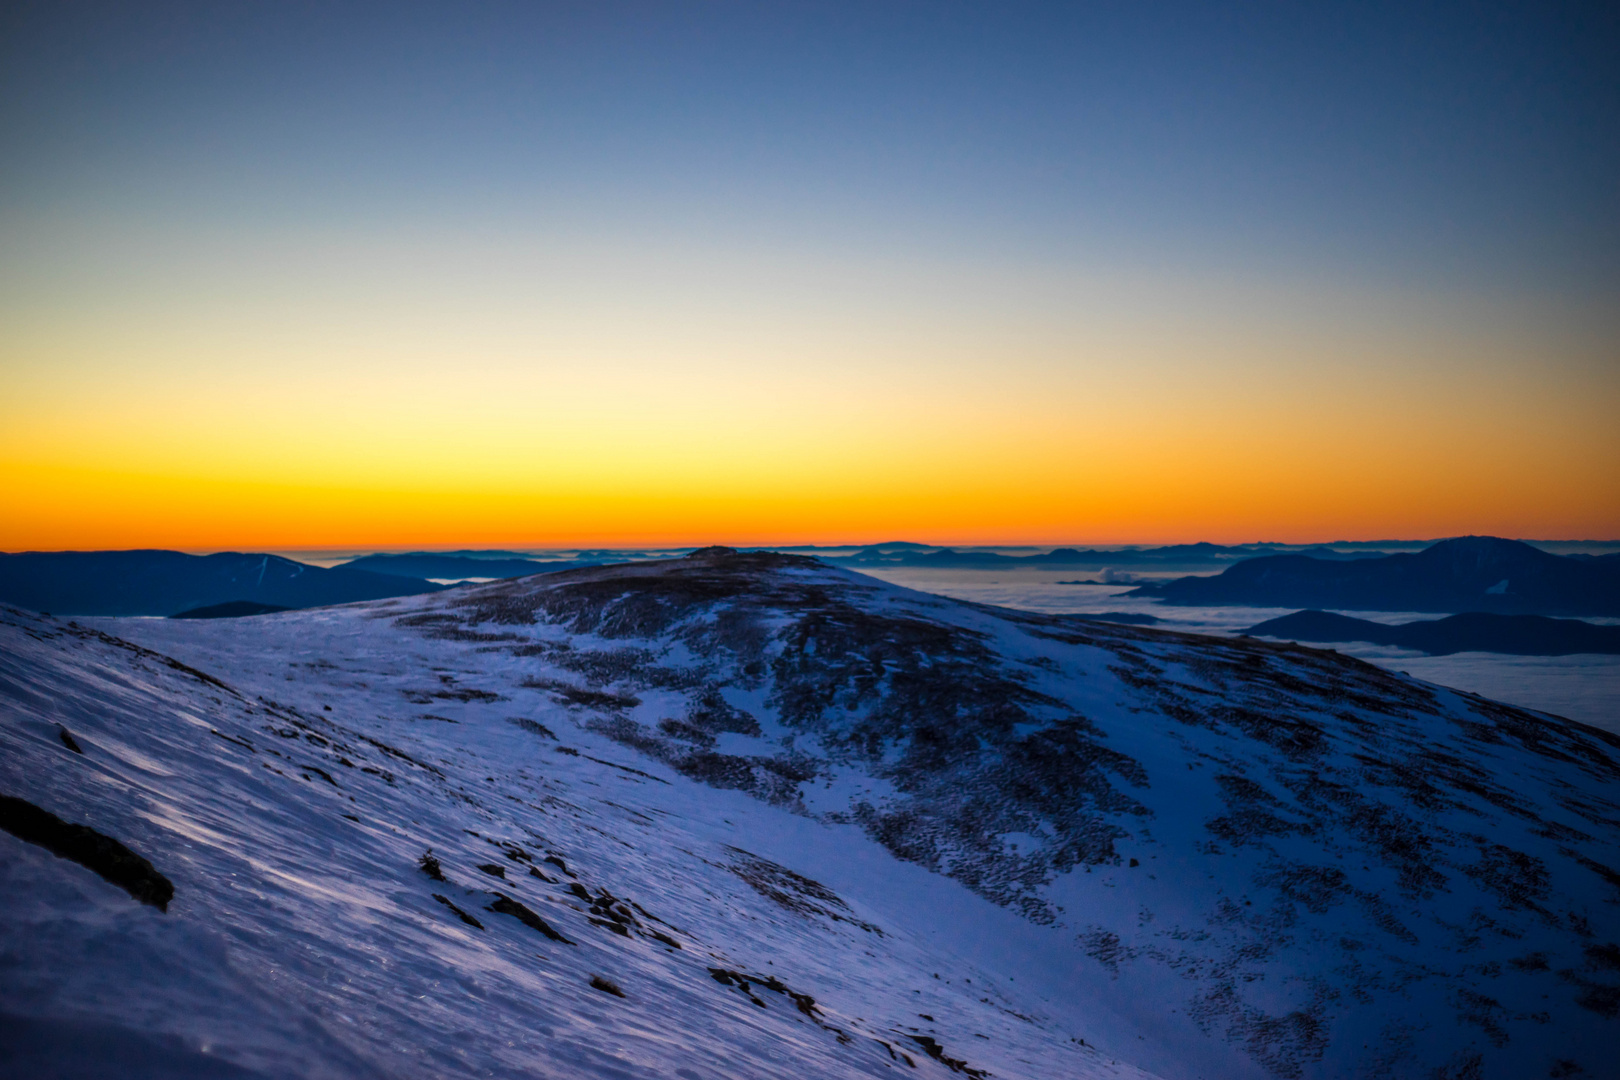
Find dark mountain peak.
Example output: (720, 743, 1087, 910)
(1418, 535, 1557, 567)
(468, 547, 830, 616)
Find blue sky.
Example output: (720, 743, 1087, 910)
(7, 1, 1613, 286)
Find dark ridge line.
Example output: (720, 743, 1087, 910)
(64, 622, 243, 697)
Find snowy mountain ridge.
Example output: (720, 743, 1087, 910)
(2, 548, 1617, 1079)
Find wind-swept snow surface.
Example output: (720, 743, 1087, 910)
(3, 549, 1617, 1079)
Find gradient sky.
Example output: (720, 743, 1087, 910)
(3, 1, 1617, 549)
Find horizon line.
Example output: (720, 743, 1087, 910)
(7, 535, 1620, 559)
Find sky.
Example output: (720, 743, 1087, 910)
(2, 0, 1617, 550)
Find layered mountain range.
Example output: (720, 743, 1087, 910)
(0, 550, 443, 617)
(1132, 536, 1620, 617)
(2, 549, 1616, 1079)
(821, 542, 1396, 570)
(6, 537, 1615, 623)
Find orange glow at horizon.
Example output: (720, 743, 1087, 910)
(5, 345, 1617, 551)
(5, 393, 1616, 552)
(4, 220, 1617, 552)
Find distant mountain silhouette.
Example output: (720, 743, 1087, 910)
(171, 600, 292, 619)
(0, 551, 443, 617)
(1129, 536, 1620, 616)
(829, 541, 1398, 570)
(1244, 609, 1620, 656)
(852, 540, 940, 552)
(341, 553, 555, 580)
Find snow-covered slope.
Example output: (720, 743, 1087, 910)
(3, 549, 1617, 1079)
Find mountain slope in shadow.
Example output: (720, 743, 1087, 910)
(0, 550, 442, 616)
(340, 553, 557, 579)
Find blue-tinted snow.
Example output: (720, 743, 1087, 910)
(857, 567, 1620, 733)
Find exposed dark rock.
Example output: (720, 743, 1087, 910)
(589, 974, 625, 997)
(521, 678, 640, 710)
(0, 795, 173, 911)
(1584, 943, 1620, 972)
(487, 895, 573, 943)
(432, 893, 483, 929)
(727, 847, 882, 934)
(909, 1034, 988, 1077)
(707, 966, 821, 1017)
(403, 687, 504, 704)
(507, 717, 556, 739)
